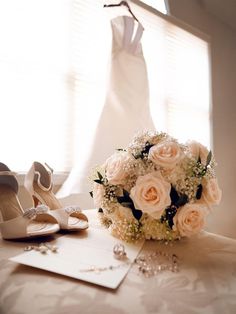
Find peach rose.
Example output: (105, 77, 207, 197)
(201, 178, 222, 206)
(148, 141, 182, 169)
(93, 182, 105, 208)
(105, 152, 130, 185)
(173, 204, 207, 237)
(187, 140, 209, 165)
(130, 172, 171, 219)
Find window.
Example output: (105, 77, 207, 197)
(0, 0, 211, 173)
(140, 0, 167, 14)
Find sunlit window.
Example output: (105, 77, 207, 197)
(0, 0, 211, 172)
(140, 0, 167, 14)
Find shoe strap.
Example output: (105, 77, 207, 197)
(0, 205, 53, 239)
(49, 206, 87, 229)
(24, 162, 53, 197)
(0, 170, 17, 176)
(44, 162, 54, 174)
(0, 170, 18, 193)
(36, 162, 53, 192)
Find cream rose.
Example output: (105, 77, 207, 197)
(93, 182, 105, 208)
(201, 178, 222, 206)
(173, 204, 207, 237)
(130, 172, 171, 219)
(187, 140, 209, 165)
(105, 152, 131, 185)
(148, 141, 182, 169)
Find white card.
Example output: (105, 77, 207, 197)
(9, 210, 144, 289)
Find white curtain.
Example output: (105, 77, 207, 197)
(0, 0, 210, 203)
(57, 0, 211, 203)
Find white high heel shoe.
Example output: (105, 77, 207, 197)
(24, 162, 89, 231)
(0, 163, 60, 240)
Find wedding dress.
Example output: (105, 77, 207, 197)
(57, 15, 156, 202)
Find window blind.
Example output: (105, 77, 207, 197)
(131, 1, 211, 147)
(0, 0, 211, 172)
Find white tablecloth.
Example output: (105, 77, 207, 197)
(0, 210, 236, 314)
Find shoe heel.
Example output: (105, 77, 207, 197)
(33, 195, 40, 207)
(0, 162, 60, 239)
(24, 161, 89, 231)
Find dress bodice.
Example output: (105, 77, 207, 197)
(111, 16, 144, 55)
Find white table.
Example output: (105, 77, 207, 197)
(0, 210, 236, 314)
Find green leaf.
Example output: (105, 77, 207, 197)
(120, 202, 133, 208)
(133, 141, 154, 159)
(97, 171, 103, 181)
(116, 189, 142, 220)
(117, 196, 126, 203)
(176, 194, 188, 207)
(117, 190, 131, 204)
(196, 184, 203, 199)
(170, 185, 179, 205)
(132, 208, 142, 220)
(206, 151, 212, 167)
(170, 185, 188, 208)
(94, 179, 103, 184)
(160, 205, 178, 229)
(123, 189, 130, 199)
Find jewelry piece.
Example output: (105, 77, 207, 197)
(24, 242, 58, 254)
(113, 243, 127, 260)
(79, 262, 130, 274)
(44, 242, 58, 253)
(78, 247, 179, 277)
(134, 251, 179, 277)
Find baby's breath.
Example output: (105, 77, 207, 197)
(111, 219, 144, 243)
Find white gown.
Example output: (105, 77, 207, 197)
(57, 15, 156, 200)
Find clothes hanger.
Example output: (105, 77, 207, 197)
(104, 1, 140, 23)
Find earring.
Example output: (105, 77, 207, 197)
(24, 242, 58, 254)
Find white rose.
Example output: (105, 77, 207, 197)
(187, 140, 209, 165)
(130, 172, 171, 219)
(105, 152, 131, 185)
(148, 141, 182, 169)
(173, 204, 207, 237)
(93, 182, 105, 208)
(201, 178, 222, 206)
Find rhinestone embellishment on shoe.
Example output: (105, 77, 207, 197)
(23, 205, 49, 219)
(64, 206, 81, 215)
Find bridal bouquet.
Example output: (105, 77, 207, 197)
(90, 131, 221, 242)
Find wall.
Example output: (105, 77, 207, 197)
(168, 0, 236, 238)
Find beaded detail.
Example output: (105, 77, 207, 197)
(23, 204, 49, 220)
(64, 206, 81, 215)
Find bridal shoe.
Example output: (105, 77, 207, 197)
(0, 163, 60, 240)
(24, 162, 88, 231)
